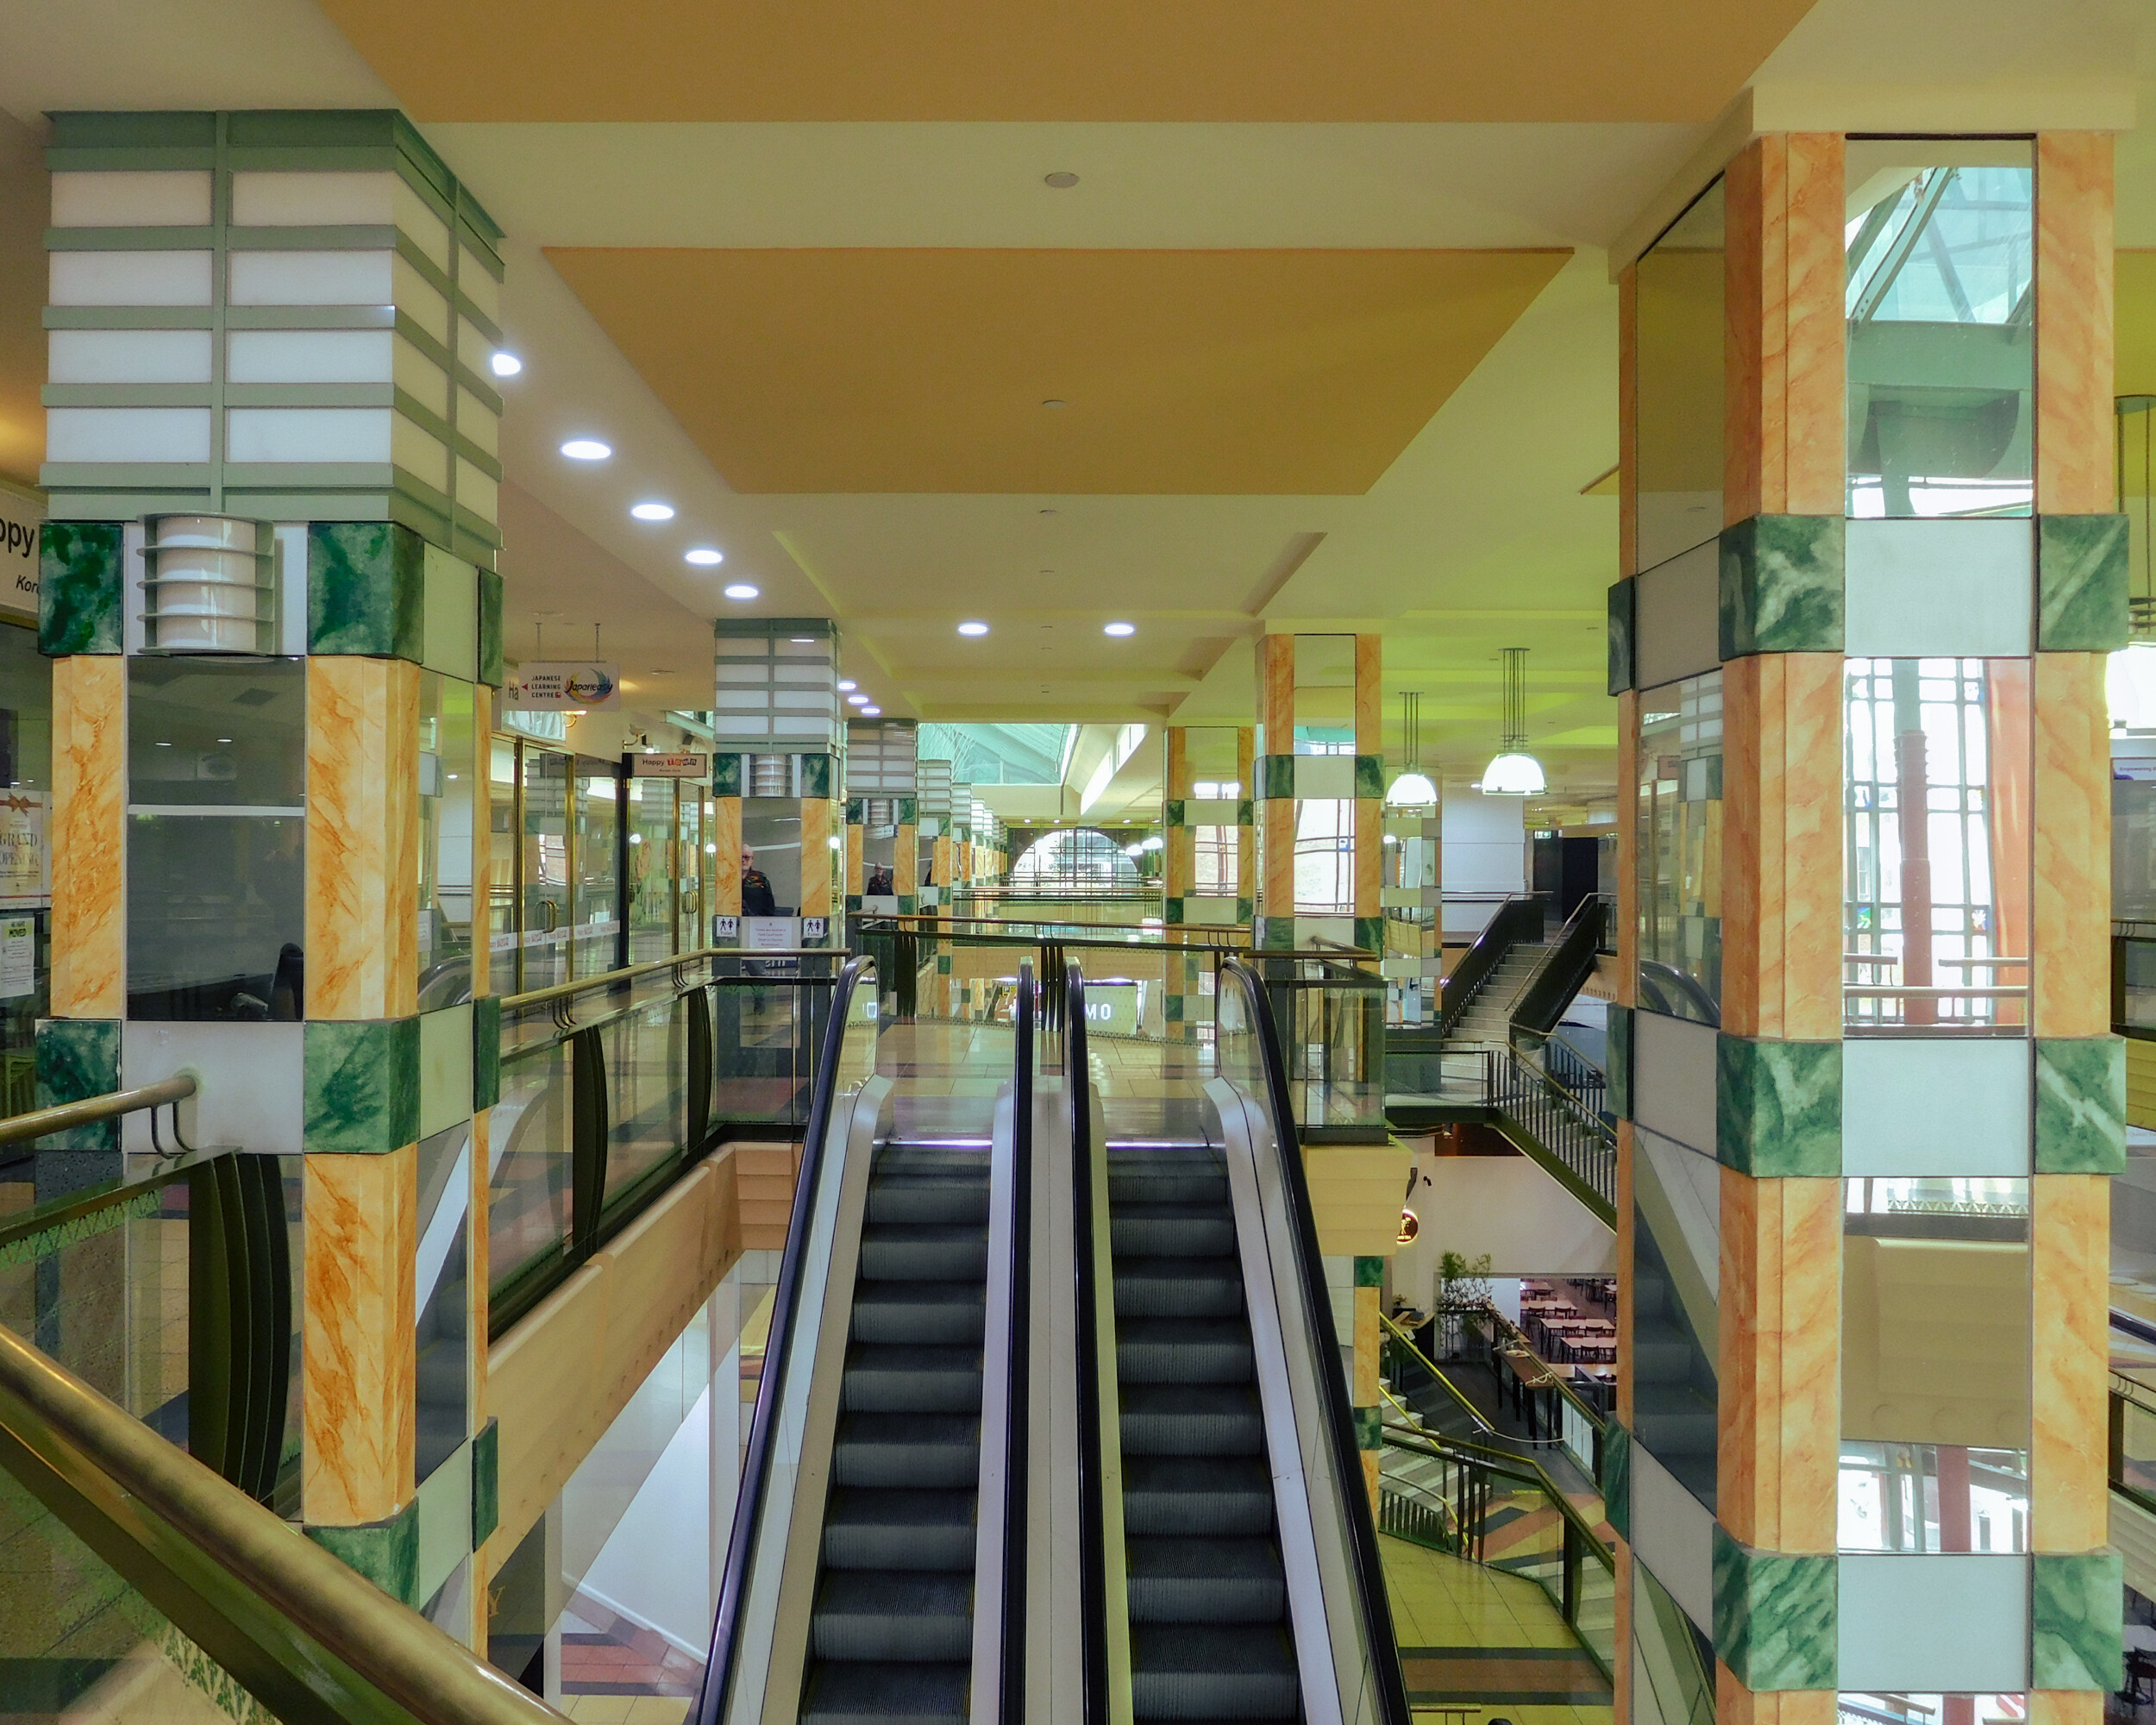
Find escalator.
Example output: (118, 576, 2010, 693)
(703, 950, 1407, 1725)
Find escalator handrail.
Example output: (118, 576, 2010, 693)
(1003, 963, 1034, 1724)
(696, 954, 874, 1725)
(1219, 956, 1413, 1725)
(1066, 962, 1110, 1725)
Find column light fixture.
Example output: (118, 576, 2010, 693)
(1482, 647, 1546, 796)
(1385, 690, 1438, 806)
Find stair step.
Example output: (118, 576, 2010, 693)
(1121, 1456, 1275, 1536)
(812, 1571, 972, 1662)
(1111, 1201, 1238, 1257)
(1116, 1318, 1256, 1386)
(1113, 1257, 1245, 1319)
(851, 1283, 987, 1346)
(859, 1224, 988, 1282)
(832, 1413, 981, 1489)
(841, 1344, 983, 1414)
(1129, 1624, 1299, 1721)
(800, 1661, 968, 1725)
(1120, 1382, 1265, 1458)
(822, 1488, 977, 1571)
(867, 1176, 990, 1226)
(1126, 1536, 1286, 1624)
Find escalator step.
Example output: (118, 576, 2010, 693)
(859, 1225, 989, 1281)
(1119, 1383, 1264, 1458)
(1112, 1257, 1244, 1319)
(851, 1282, 987, 1345)
(842, 1344, 984, 1413)
(1110, 1202, 1238, 1257)
(867, 1177, 990, 1227)
(876, 1145, 992, 1177)
(1125, 1535, 1286, 1623)
(1116, 1317, 1255, 1385)
(1129, 1623, 1299, 1721)
(812, 1571, 973, 1661)
(1121, 1456, 1275, 1536)
(799, 1659, 969, 1725)
(831, 1413, 981, 1489)
(822, 1488, 978, 1571)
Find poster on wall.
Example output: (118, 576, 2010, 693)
(0, 792, 47, 906)
(501, 662, 622, 712)
(631, 753, 708, 779)
(0, 917, 31, 999)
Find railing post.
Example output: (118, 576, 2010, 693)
(1562, 1516, 1580, 1623)
(570, 1025, 610, 1260)
(688, 985, 713, 1150)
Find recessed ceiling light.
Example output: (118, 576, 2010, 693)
(837, 679, 857, 692)
(1104, 622, 1136, 637)
(1044, 172, 1080, 189)
(862, 706, 882, 716)
(791, 637, 814, 643)
(490, 351, 523, 377)
(958, 621, 989, 637)
(1042, 398, 1068, 409)
(630, 501, 675, 521)
(847, 693, 869, 706)
(723, 583, 759, 600)
(685, 547, 724, 566)
(560, 438, 611, 461)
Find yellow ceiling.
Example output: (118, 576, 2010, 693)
(544, 246, 1569, 495)
(317, 0, 1816, 124)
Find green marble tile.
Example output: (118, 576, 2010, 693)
(308, 522, 423, 660)
(898, 894, 916, 914)
(471, 996, 501, 1113)
(1352, 1405, 1382, 1448)
(34, 1019, 121, 1151)
(1608, 1004, 1634, 1122)
(1163, 799, 1187, 828)
(476, 567, 504, 687)
(2037, 514, 2130, 652)
(936, 953, 951, 975)
(2032, 1550, 2123, 1690)
(1163, 992, 1185, 1022)
(712, 755, 743, 797)
(1258, 916, 1296, 952)
(304, 1017, 421, 1155)
(845, 894, 862, 913)
(897, 797, 918, 825)
(1353, 916, 1384, 956)
(1719, 515, 1845, 659)
(1353, 1255, 1384, 1287)
(306, 1498, 420, 1607)
(2035, 1036, 2125, 1173)
(1716, 1034, 1840, 1177)
(845, 798, 865, 826)
(38, 524, 124, 656)
(1257, 755, 1295, 800)
(1236, 897, 1254, 925)
(1236, 800, 1255, 828)
(1711, 1527, 1835, 1690)
(1601, 1423, 1631, 1543)
(1164, 900, 1186, 926)
(471, 1418, 499, 1548)
(1608, 576, 1637, 694)
(799, 754, 833, 800)
(1354, 756, 1385, 800)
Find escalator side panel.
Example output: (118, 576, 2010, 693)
(738, 1076, 892, 1725)
(1025, 1076, 1087, 1725)
(1088, 1086, 1137, 1725)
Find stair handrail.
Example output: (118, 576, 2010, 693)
(1436, 896, 1545, 1042)
(1002, 963, 1034, 1724)
(1378, 1312, 1565, 1450)
(697, 955, 874, 1725)
(1508, 894, 1611, 1038)
(1219, 957, 1413, 1725)
(1064, 962, 1110, 1725)
(1378, 1414, 1615, 1564)
(1462, 1302, 1609, 1439)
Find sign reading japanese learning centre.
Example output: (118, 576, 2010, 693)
(502, 662, 622, 712)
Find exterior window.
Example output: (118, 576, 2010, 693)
(1294, 799, 1353, 914)
(1193, 825, 1237, 894)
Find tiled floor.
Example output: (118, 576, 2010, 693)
(559, 1598, 703, 1702)
(557, 1697, 691, 1725)
(1382, 1534, 1614, 1725)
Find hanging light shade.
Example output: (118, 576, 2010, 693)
(1481, 647, 1546, 796)
(1385, 690, 1438, 806)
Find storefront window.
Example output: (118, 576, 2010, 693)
(0, 622, 50, 1116)
(1844, 658, 2029, 1033)
(418, 674, 475, 1009)
(1636, 672, 1722, 1024)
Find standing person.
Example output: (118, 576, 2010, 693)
(742, 848, 776, 917)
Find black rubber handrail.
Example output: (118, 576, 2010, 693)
(1510, 894, 1609, 1038)
(694, 955, 873, 1725)
(1002, 963, 1035, 1724)
(1436, 896, 1545, 1041)
(1066, 962, 1109, 1725)
(1220, 956, 1413, 1725)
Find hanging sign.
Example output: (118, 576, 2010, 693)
(631, 753, 709, 779)
(0, 489, 40, 622)
(502, 662, 621, 712)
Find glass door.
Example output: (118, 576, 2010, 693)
(488, 737, 517, 996)
(571, 760, 621, 978)
(520, 746, 572, 992)
(627, 776, 677, 963)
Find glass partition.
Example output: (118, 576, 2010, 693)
(1840, 1176, 2029, 1551)
(418, 674, 477, 1010)
(1844, 658, 2029, 1033)
(1636, 673, 1723, 1026)
(572, 763, 621, 977)
(518, 745, 571, 993)
(1846, 140, 2034, 519)
(1635, 177, 1726, 569)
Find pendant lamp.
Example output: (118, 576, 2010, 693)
(1385, 690, 1438, 806)
(1482, 648, 1545, 797)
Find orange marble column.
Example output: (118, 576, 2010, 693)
(1722, 133, 1846, 524)
(305, 656, 420, 1021)
(2032, 1174, 2109, 1552)
(1258, 634, 1295, 927)
(1236, 728, 1257, 920)
(2032, 653, 2112, 1038)
(304, 1144, 417, 1524)
(2034, 135, 2115, 518)
(48, 656, 125, 1020)
(714, 798, 743, 919)
(800, 798, 831, 920)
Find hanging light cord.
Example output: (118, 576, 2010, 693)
(1501, 647, 1528, 754)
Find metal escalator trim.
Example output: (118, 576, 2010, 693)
(699, 956, 879, 1725)
(1218, 958, 1413, 1725)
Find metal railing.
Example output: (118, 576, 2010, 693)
(1509, 894, 1609, 1038)
(1435, 896, 1545, 1041)
(489, 947, 844, 1337)
(0, 1074, 197, 1150)
(1487, 1039, 1617, 1219)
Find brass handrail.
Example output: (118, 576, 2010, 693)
(0, 1075, 196, 1146)
(1379, 1311, 1562, 1448)
(500, 945, 844, 1013)
(0, 1314, 565, 1725)
(1378, 1409, 1614, 1569)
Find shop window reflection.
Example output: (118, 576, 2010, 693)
(1635, 671, 1722, 1024)
(1844, 658, 2029, 1034)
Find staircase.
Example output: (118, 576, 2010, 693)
(802, 1144, 990, 1725)
(1109, 1145, 1300, 1724)
(1447, 943, 1551, 1046)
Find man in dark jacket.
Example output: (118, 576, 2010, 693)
(742, 848, 777, 917)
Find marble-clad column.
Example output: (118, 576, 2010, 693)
(1257, 633, 1295, 948)
(1353, 634, 1383, 957)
